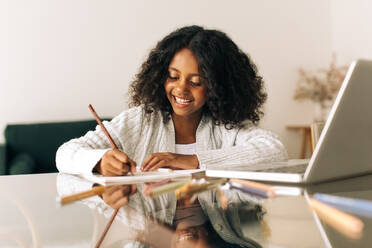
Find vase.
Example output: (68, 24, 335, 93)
(314, 101, 333, 122)
(314, 102, 324, 122)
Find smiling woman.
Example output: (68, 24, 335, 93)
(57, 24, 287, 184)
(56, 25, 287, 247)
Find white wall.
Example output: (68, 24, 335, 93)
(0, 0, 334, 158)
(331, 0, 372, 64)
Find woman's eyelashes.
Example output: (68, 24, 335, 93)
(168, 75, 178, 81)
(190, 81, 202, 87)
(167, 75, 202, 87)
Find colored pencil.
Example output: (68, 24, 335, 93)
(230, 178, 277, 196)
(309, 198, 364, 240)
(175, 178, 226, 200)
(88, 104, 118, 149)
(228, 182, 273, 198)
(89, 104, 121, 248)
(150, 180, 190, 197)
(216, 186, 228, 210)
(143, 178, 172, 196)
(57, 185, 105, 206)
(314, 193, 372, 218)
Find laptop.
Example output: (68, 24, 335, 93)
(206, 59, 372, 184)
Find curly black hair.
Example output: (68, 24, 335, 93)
(129, 25, 267, 128)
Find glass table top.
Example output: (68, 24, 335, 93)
(1, 173, 372, 248)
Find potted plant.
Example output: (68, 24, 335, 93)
(294, 54, 348, 122)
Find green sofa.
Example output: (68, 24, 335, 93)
(0, 119, 109, 175)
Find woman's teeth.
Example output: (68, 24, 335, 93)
(174, 96, 192, 104)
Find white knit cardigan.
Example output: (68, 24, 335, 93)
(56, 106, 287, 175)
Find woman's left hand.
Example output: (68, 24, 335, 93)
(141, 153, 199, 171)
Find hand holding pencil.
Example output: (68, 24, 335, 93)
(89, 104, 136, 177)
(95, 149, 136, 176)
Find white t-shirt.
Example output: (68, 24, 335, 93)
(175, 143, 197, 155)
(174, 143, 208, 228)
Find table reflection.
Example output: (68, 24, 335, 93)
(56, 174, 265, 248)
(2, 173, 372, 247)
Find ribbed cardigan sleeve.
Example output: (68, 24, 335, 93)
(196, 126, 287, 169)
(56, 107, 145, 175)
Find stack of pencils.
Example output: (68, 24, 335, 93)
(142, 176, 277, 208)
(58, 175, 372, 242)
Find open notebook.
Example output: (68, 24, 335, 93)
(81, 169, 204, 185)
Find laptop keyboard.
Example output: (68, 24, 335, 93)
(255, 163, 308, 174)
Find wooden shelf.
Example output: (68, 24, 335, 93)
(286, 125, 311, 159)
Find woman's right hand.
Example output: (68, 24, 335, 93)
(95, 149, 136, 176)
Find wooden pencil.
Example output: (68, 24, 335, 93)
(230, 178, 277, 196)
(88, 104, 120, 248)
(175, 179, 226, 200)
(95, 208, 119, 248)
(228, 182, 272, 199)
(143, 178, 172, 196)
(57, 185, 105, 206)
(216, 186, 228, 210)
(88, 104, 118, 149)
(150, 180, 190, 197)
